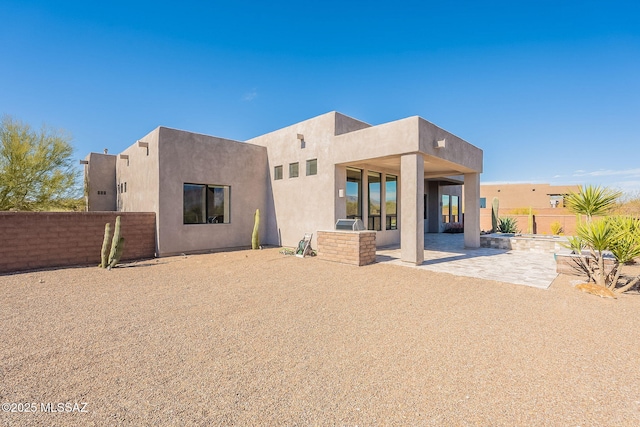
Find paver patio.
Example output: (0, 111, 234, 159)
(377, 233, 558, 289)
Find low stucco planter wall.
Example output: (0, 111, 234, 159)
(317, 230, 376, 266)
(480, 234, 568, 254)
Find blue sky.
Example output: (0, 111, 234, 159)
(2, 0, 639, 193)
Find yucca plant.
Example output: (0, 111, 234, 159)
(564, 185, 621, 221)
(567, 216, 640, 294)
(497, 217, 519, 233)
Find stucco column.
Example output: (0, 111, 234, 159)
(401, 153, 424, 264)
(463, 172, 481, 248)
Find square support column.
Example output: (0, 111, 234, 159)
(463, 172, 481, 248)
(401, 153, 424, 264)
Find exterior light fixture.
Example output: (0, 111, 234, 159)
(339, 189, 345, 198)
(435, 139, 446, 148)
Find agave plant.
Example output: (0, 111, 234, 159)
(497, 217, 519, 233)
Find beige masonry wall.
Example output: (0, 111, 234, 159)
(317, 230, 377, 266)
(0, 212, 156, 274)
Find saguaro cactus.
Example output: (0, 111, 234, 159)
(99, 216, 125, 269)
(252, 209, 260, 250)
(100, 222, 112, 268)
(107, 216, 125, 268)
(491, 197, 499, 232)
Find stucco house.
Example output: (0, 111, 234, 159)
(83, 112, 483, 265)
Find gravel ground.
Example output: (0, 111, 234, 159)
(1, 248, 639, 426)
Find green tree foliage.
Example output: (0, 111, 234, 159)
(0, 115, 79, 211)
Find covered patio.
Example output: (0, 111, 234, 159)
(332, 116, 483, 265)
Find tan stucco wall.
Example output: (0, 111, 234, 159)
(116, 128, 161, 214)
(247, 113, 342, 248)
(481, 183, 580, 210)
(248, 111, 482, 249)
(418, 119, 483, 174)
(85, 153, 117, 211)
(155, 127, 269, 256)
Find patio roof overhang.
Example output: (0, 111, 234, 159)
(331, 116, 483, 176)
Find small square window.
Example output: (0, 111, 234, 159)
(480, 197, 486, 208)
(274, 165, 283, 180)
(289, 162, 299, 178)
(306, 159, 317, 176)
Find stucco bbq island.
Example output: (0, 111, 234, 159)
(83, 112, 483, 264)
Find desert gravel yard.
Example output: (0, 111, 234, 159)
(1, 248, 640, 426)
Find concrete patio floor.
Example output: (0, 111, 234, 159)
(376, 233, 558, 289)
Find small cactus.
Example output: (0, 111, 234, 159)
(491, 197, 499, 232)
(251, 209, 260, 249)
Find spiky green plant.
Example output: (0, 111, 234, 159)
(565, 185, 621, 221)
(491, 197, 499, 232)
(566, 216, 640, 294)
(251, 209, 260, 250)
(497, 216, 518, 233)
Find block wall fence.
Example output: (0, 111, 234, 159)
(479, 209, 587, 235)
(0, 212, 156, 274)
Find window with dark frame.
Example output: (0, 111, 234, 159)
(306, 159, 317, 176)
(289, 162, 299, 178)
(346, 167, 362, 219)
(183, 183, 231, 224)
(386, 175, 397, 230)
(274, 165, 283, 180)
(368, 171, 381, 231)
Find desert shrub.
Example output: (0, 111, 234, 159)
(550, 221, 563, 235)
(497, 217, 519, 233)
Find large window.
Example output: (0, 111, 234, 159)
(306, 159, 317, 176)
(386, 175, 397, 230)
(442, 194, 450, 224)
(183, 183, 230, 224)
(368, 172, 381, 231)
(451, 195, 459, 223)
(346, 167, 362, 219)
